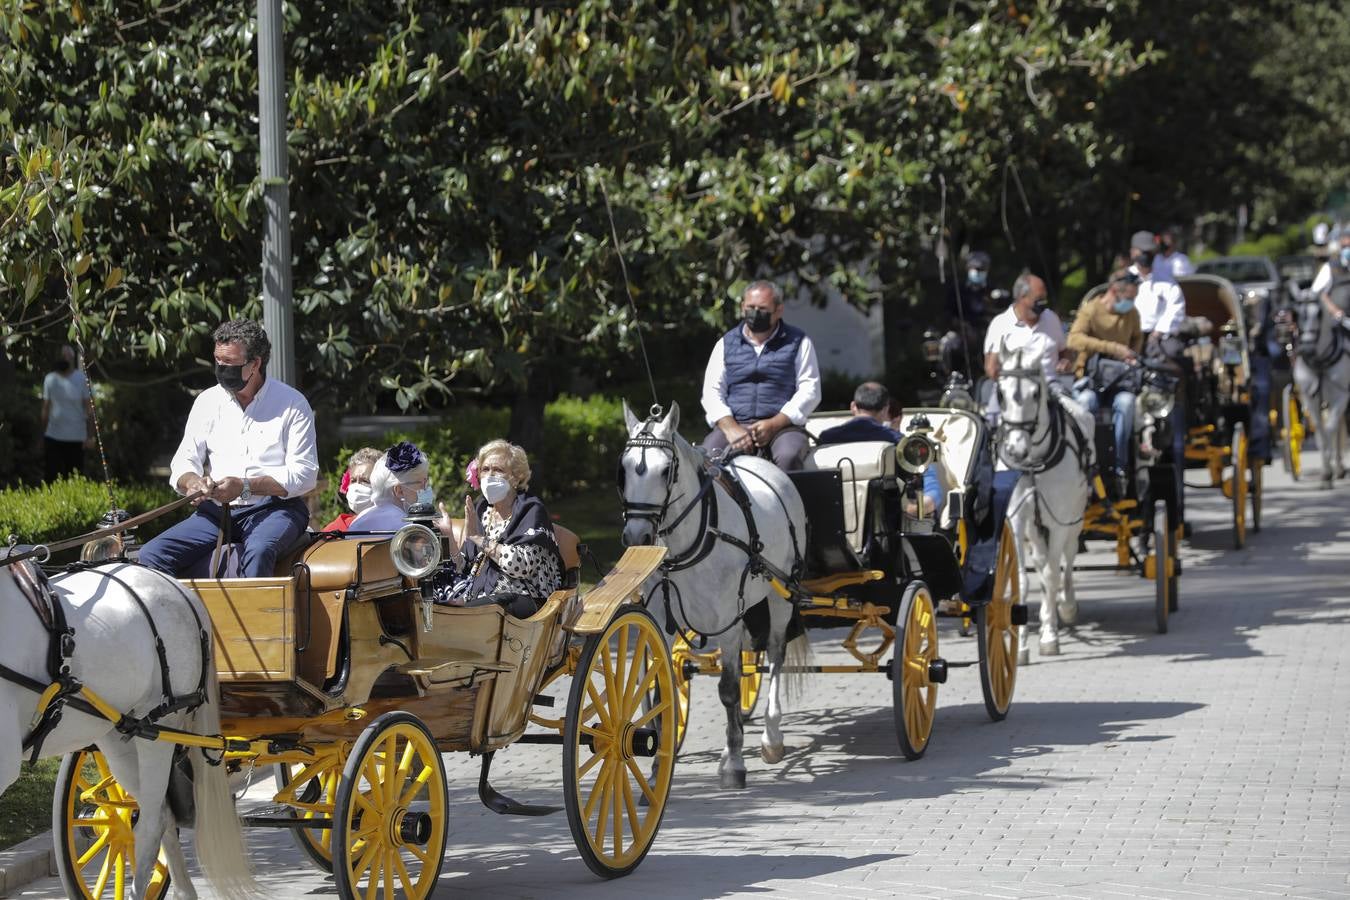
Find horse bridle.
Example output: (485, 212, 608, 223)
(997, 365, 1059, 466)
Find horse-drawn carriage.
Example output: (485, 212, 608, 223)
(1176, 274, 1265, 542)
(5, 512, 678, 899)
(632, 405, 1025, 764)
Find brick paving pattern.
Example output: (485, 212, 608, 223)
(15, 458, 1350, 899)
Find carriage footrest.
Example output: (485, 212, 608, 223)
(240, 805, 333, 831)
(478, 750, 561, 817)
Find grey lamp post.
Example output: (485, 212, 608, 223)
(257, 0, 295, 385)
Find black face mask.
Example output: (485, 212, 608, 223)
(1135, 249, 1156, 268)
(215, 362, 249, 392)
(743, 309, 773, 334)
(54, 357, 72, 373)
(1031, 298, 1050, 316)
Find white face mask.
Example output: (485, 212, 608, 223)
(346, 482, 374, 514)
(481, 474, 512, 504)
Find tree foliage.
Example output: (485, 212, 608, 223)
(0, 0, 1341, 440)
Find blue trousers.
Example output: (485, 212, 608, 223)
(1249, 354, 1274, 462)
(139, 498, 310, 578)
(1075, 388, 1136, 474)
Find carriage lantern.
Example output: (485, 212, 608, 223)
(79, 508, 136, 564)
(1219, 322, 1244, 367)
(921, 328, 942, 364)
(896, 414, 940, 474)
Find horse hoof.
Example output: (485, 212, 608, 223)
(760, 740, 785, 765)
(1057, 601, 1079, 625)
(1039, 638, 1060, 657)
(719, 769, 747, 790)
(1320, 478, 1334, 491)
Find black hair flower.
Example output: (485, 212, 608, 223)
(385, 441, 426, 473)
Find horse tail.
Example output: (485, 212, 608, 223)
(782, 627, 813, 706)
(188, 663, 257, 900)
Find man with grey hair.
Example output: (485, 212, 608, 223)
(701, 279, 821, 470)
(982, 272, 1071, 385)
(139, 318, 318, 577)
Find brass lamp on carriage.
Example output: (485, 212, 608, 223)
(79, 508, 137, 564)
(390, 521, 443, 631)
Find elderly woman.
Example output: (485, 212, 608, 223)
(322, 446, 383, 532)
(349, 441, 433, 532)
(450, 439, 563, 617)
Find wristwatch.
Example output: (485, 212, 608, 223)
(238, 478, 252, 503)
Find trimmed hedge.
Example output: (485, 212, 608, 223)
(0, 475, 179, 547)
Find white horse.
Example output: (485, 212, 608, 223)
(618, 402, 808, 789)
(995, 346, 1093, 660)
(0, 560, 254, 900)
(1292, 288, 1350, 486)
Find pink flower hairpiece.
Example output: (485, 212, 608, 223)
(465, 458, 480, 490)
(339, 469, 352, 494)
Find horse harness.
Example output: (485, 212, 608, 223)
(620, 420, 803, 640)
(997, 369, 1095, 535)
(0, 559, 212, 762)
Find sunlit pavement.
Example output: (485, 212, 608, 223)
(18, 452, 1350, 899)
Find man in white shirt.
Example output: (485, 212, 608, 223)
(1150, 226, 1193, 284)
(982, 273, 1071, 384)
(701, 280, 821, 470)
(1310, 230, 1350, 298)
(139, 319, 319, 578)
(1129, 231, 1186, 341)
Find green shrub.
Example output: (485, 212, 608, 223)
(0, 475, 179, 547)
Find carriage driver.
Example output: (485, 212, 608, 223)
(1068, 269, 1144, 499)
(138, 319, 319, 578)
(701, 280, 822, 470)
(982, 272, 1073, 388)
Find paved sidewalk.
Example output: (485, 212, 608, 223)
(15, 458, 1350, 899)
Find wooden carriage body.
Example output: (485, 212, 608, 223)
(185, 528, 663, 752)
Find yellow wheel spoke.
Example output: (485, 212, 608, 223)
(594, 765, 612, 848)
(633, 698, 670, 729)
(620, 764, 642, 847)
(397, 765, 433, 810)
(584, 679, 613, 730)
(583, 756, 616, 822)
(394, 851, 416, 896)
(625, 659, 660, 715)
(615, 625, 630, 713)
(600, 641, 619, 724)
(612, 758, 624, 858)
(92, 852, 115, 898)
(624, 757, 658, 806)
(577, 747, 607, 779)
(383, 850, 396, 900)
(76, 829, 111, 867)
(405, 842, 429, 864)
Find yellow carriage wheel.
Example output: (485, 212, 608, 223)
(1250, 454, 1264, 534)
(668, 633, 695, 753)
(53, 749, 171, 900)
(739, 650, 764, 722)
(564, 606, 676, 878)
(331, 712, 448, 900)
(1284, 384, 1304, 481)
(1231, 423, 1248, 550)
(273, 754, 343, 872)
(1151, 501, 1170, 634)
(891, 581, 939, 760)
(977, 526, 1020, 721)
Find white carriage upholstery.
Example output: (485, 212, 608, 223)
(801, 440, 896, 551)
(804, 409, 984, 537)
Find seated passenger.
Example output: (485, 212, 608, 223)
(447, 439, 564, 618)
(139, 319, 317, 578)
(1068, 268, 1144, 497)
(322, 446, 382, 532)
(817, 382, 942, 517)
(349, 441, 433, 532)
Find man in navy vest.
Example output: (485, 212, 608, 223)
(701, 280, 822, 470)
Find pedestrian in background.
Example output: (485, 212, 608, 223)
(40, 343, 94, 482)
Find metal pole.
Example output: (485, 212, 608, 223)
(257, 0, 295, 385)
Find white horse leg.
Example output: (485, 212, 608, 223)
(0, 687, 22, 795)
(1057, 560, 1079, 625)
(1037, 552, 1061, 656)
(162, 824, 197, 900)
(716, 641, 748, 789)
(759, 603, 792, 765)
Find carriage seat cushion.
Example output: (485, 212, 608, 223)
(803, 441, 896, 481)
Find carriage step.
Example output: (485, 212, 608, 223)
(532, 693, 555, 707)
(240, 806, 333, 831)
(478, 750, 562, 817)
